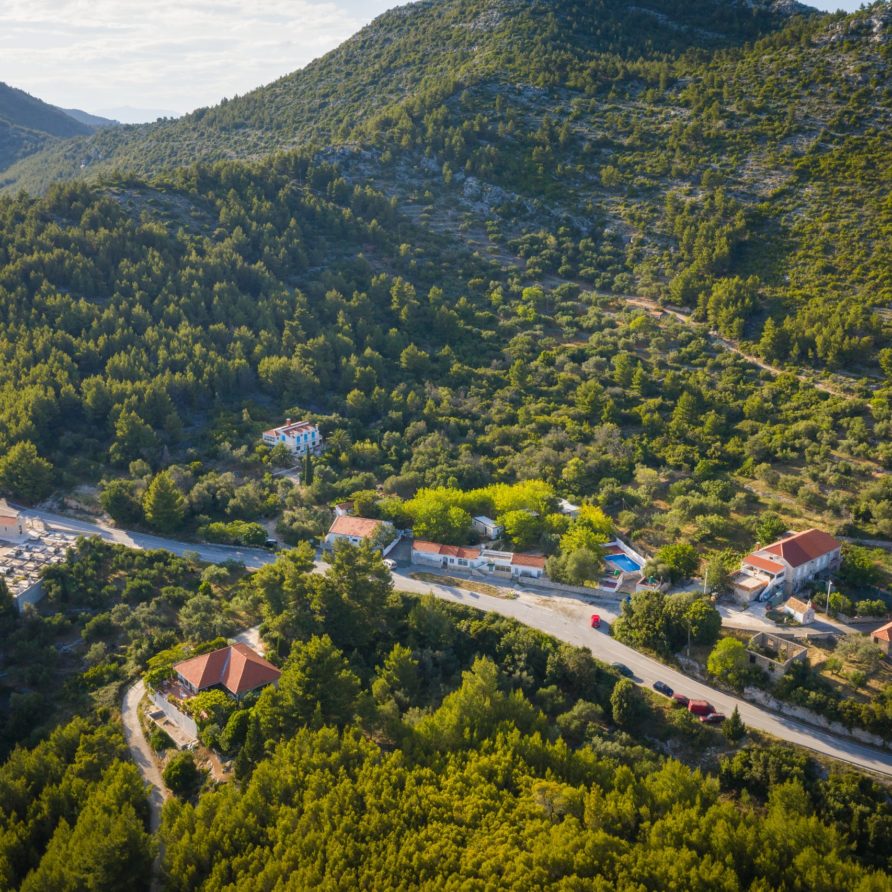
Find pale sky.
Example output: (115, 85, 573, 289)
(0, 0, 870, 122)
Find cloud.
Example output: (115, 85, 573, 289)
(0, 0, 396, 118)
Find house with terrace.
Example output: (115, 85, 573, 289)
(262, 418, 323, 456)
(731, 529, 841, 605)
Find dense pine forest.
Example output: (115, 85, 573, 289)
(1, 541, 891, 889)
(0, 0, 891, 889)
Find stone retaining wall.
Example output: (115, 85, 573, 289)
(149, 690, 198, 740)
(743, 686, 887, 749)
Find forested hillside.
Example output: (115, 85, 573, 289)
(1, 542, 890, 889)
(2, 0, 889, 377)
(1, 151, 891, 553)
(1, 2, 891, 888)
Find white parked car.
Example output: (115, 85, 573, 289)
(383, 558, 397, 570)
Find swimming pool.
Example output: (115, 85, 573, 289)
(606, 554, 642, 573)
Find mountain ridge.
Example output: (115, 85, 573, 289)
(0, 0, 818, 194)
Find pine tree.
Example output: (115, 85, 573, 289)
(723, 705, 746, 742)
(304, 450, 314, 486)
(142, 471, 186, 533)
(758, 317, 786, 361)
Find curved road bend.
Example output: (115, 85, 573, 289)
(391, 571, 892, 779)
(25, 507, 892, 778)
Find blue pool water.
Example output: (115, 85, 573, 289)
(606, 554, 642, 573)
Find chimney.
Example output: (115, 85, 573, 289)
(286, 418, 291, 426)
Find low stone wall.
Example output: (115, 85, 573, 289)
(743, 686, 887, 750)
(149, 690, 198, 740)
(517, 576, 623, 601)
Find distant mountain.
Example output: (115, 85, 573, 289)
(0, 82, 110, 171)
(61, 108, 118, 129)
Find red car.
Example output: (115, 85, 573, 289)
(590, 614, 601, 629)
(700, 712, 726, 724)
(672, 694, 689, 707)
(688, 699, 713, 716)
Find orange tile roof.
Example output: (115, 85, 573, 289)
(872, 621, 892, 643)
(511, 553, 547, 568)
(785, 597, 811, 614)
(0, 515, 19, 524)
(328, 516, 386, 539)
(763, 529, 840, 569)
(744, 554, 786, 574)
(174, 644, 280, 697)
(412, 540, 444, 554)
(412, 540, 481, 559)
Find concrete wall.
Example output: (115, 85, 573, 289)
(744, 687, 887, 750)
(746, 632, 807, 680)
(150, 691, 198, 740)
(13, 580, 44, 614)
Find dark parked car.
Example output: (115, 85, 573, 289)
(264, 539, 279, 550)
(612, 662, 634, 678)
(652, 680, 673, 697)
(700, 712, 726, 724)
(671, 694, 689, 707)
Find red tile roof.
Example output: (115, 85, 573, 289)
(0, 516, 19, 524)
(412, 540, 481, 559)
(743, 554, 786, 574)
(328, 516, 387, 539)
(763, 529, 840, 568)
(511, 553, 547, 569)
(174, 644, 280, 697)
(785, 597, 811, 614)
(872, 621, 892, 643)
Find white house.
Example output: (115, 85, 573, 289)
(262, 419, 323, 456)
(472, 516, 503, 540)
(508, 552, 547, 579)
(412, 541, 482, 570)
(783, 597, 815, 625)
(411, 541, 547, 580)
(0, 501, 24, 541)
(325, 516, 397, 551)
(732, 529, 841, 604)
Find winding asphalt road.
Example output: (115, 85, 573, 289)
(24, 507, 892, 779)
(392, 572, 892, 778)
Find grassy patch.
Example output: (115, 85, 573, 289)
(408, 572, 519, 600)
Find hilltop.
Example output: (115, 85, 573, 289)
(0, 0, 811, 192)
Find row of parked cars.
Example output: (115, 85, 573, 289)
(651, 680, 726, 723)
(593, 616, 727, 725)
